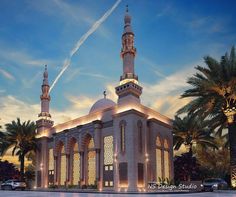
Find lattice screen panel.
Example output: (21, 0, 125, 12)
(104, 136, 113, 165)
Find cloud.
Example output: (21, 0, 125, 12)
(0, 68, 15, 81)
(179, 16, 226, 35)
(28, 0, 111, 39)
(0, 60, 200, 128)
(0, 94, 97, 127)
(21, 71, 42, 88)
(0, 89, 5, 94)
(156, 4, 172, 18)
(141, 61, 201, 118)
(0, 47, 54, 68)
(139, 56, 166, 78)
(64, 67, 110, 83)
(66, 95, 95, 110)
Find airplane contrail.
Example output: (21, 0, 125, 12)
(49, 0, 122, 93)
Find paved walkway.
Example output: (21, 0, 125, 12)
(0, 191, 236, 197)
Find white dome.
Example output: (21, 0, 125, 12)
(89, 98, 116, 114)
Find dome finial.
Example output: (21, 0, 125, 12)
(103, 90, 107, 99)
(126, 4, 129, 13)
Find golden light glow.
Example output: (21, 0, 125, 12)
(156, 148, 162, 182)
(232, 179, 236, 188)
(119, 184, 128, 188)
(48, 149, 54, 171)
(231, 166, 236, 188)
(104, 136, 113, 165)
(164, 150, 170, 179)
(119, 78, 138, 85)
(115, 102, 171, 126)
(60, 154, 66, 185)
(73, 143, 80, 185)
(36, 94, 171, 138)
(137, 184, 144, 188)
(88, 151, 96, 185)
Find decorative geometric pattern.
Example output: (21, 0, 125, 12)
(88, 151, 96, 185)
(60, 154, 66, 185)
(48, 148, 54, 171)
(231, 165, 236, 187)
(156, 149, 162, 181)
(104, 136, 113, 165)
(164, 150, 170, 179)
(73, 143, 80, 185)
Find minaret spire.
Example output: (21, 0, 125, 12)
(115, 6, 142, 104)
(120, 5, 137, 81)
(39, 65, 51, 118)
(36, 65, 53, 136)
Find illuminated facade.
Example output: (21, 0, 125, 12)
(35, 8, 173, 192)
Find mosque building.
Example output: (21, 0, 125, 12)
(35, 8, 173, 192)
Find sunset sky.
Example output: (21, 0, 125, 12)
(0, 0, 236, 134)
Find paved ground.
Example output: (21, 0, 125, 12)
(0, 191, 236, 197)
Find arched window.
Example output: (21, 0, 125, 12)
(120, 121, 126, 153)
(60, 144, 66, 185)
(156, 136, 162, 182)
(137, 121, 142, 153)
(72, 142, 80, 185)
(88, 138, 94, 149)
(163, 139, 170, 180)
(87, 137, 95, 185)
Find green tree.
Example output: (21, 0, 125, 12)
(0, 118, 37, 180)
(173, 114, 217, 156)
(178, 46, 236, 186)
(0, 159, 20, 181)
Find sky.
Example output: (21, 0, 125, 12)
(0, 0, 236, 130)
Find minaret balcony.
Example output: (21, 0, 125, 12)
(115, 80, 142, 99)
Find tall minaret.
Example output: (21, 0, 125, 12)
(36, 65, 54, 189)
(36, 65, 53, 136)
(115, 6, 142, 104)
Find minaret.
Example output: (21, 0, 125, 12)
(115, 6, 142, 104)
(36, 65, 53, 136)
(36, 65, 54, 189)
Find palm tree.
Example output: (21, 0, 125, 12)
(173, 114, 217, 156)
(177, 46, 236, 186)
(0, 118, 37, 180)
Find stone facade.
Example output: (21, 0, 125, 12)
(35, 8, 173, 192)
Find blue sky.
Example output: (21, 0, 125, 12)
(0, 0, 236, 126)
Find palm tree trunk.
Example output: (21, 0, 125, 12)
(20, 154, 25, 181)
(229, 118, 236, 188)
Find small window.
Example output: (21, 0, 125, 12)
(110, 181, 113, 186)
(105, 166, 109, 171)
(105, 181, 109, 186)
(110, 165, 113, 171)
